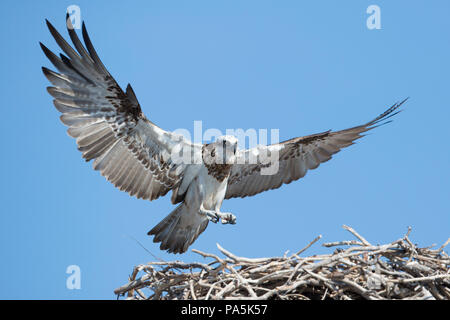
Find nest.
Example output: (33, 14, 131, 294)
(114, 225, 450, 300)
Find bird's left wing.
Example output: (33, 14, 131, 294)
(225, 99, 407, 199)
(41, 17, 202, 201)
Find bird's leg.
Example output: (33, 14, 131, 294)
(199, 205, 236, 224)
(199, 206, 219, 223)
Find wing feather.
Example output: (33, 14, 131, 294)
(42, 17, 201, 202)
(226, 99, 407, 199)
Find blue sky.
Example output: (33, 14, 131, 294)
(0, 1, 449, 299)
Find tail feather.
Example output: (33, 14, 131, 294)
(148, 203, 209, 254)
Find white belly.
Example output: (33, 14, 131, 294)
(185, 165, 228, 211)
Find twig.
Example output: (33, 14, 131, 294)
(293, 235, 322, 257)
(343, 225, 371, 246)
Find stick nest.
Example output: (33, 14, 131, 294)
(115, 226, 450, 300)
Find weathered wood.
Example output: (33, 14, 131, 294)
(114, 226, 450, 300)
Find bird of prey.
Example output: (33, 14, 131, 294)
(41, 16, 407, 253)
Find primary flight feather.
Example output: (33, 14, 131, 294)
(41, 15, 407, 253)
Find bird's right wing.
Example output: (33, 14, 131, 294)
(41, 16, 202, 201)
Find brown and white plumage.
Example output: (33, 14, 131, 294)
(225, 99, 407, 199)
(41, 17, 200, 203)
(42, 15, 407, 254)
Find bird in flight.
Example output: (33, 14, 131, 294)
(41, 15, 407, 253)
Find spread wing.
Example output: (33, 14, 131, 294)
(225, 99, 407, 199)
(41, 16, 201, 201)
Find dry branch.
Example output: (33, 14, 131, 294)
(114, 226, 450, 300)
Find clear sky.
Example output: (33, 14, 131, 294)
(0, 0, 449, 299)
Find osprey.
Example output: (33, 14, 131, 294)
(41, 16, 407, 253)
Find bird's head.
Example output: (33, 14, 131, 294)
(204, 135, 238, 165)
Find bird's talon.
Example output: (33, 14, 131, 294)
(206, 212, 219, 223)
(221, 213, 236, 225)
